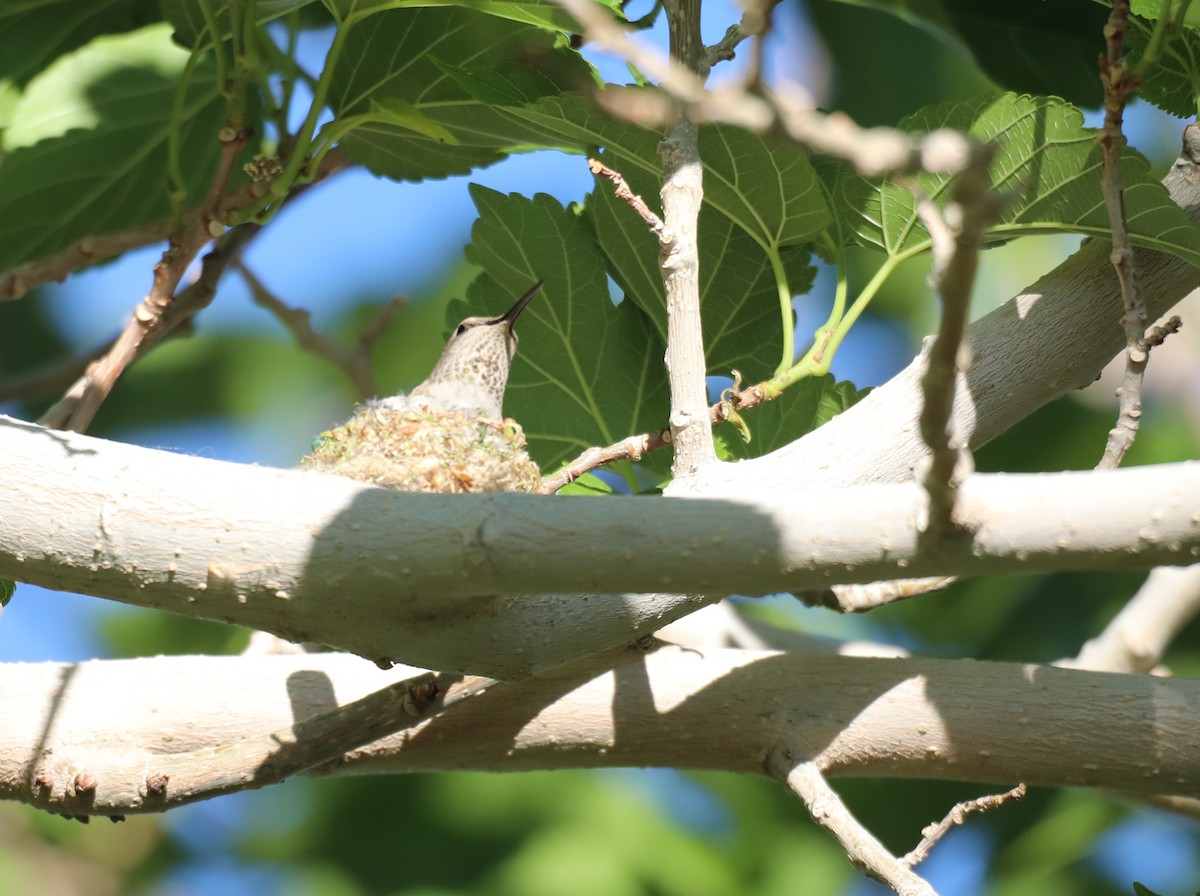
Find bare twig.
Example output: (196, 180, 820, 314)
(39, 224, 260, 431)
(38, 124, 252, 432)
(0, 149, 350, 303)
(238, 262, 397, 401)
(768, 748, 939, 896)
(1097, 0, 1150, 470)
(539, 379, 776, 492)
(706, 24, 747, 67)
(555, 0, 990, 181)
(799, 576, 956, 613)
(0, 339, 115, 404)
(723, 0, 779, 86)
(588, 158, 667, 237)
(354, 294, 406, 356)
(902, 784, 1026, 868)
(911, 143, 999, 537)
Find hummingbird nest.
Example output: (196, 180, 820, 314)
(303, 402, 542, 494)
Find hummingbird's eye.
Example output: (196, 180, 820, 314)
(454, 323, 469, 336)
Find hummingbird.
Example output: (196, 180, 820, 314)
(401, 279, 544, 419)
(303, 281, 545, 494)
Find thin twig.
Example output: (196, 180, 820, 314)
(539, 379, 775, 492)
(1097, 0, 1149, 470)
(237, 261, 393, 401)
(38, 124, 252, 432)
(0, 339, 115, 404)
(706, 23, 747, 67)
(798, 576, 956, 613)
(768, 747, 939, 896)
(588, 158, 667, 238)
(355, 294, 406, 357)
(0, 149, 351, 305)
(902, 784, 1026, 868)
(553, 0, 991, 181)
(911, 145, 998, 537)
(39, 224, 259, 431)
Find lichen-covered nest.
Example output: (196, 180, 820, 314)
(303, 403, 541, 494)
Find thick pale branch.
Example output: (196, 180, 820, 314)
(4, 647, 1199, 817)
(0, 415, 1198, 677)
(660, 0, 718, 479)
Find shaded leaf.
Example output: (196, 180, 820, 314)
(816, 0, 1106, 109)
(0, 24, 231, 275)
(326, 7, 593, 180)
(322, 0, 590, 30)
(0, 0, 155, 130)
(160, 0, 318, 46)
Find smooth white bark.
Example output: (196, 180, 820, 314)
(2, 415, 1198, 677)
(5, 646, 1199, 817)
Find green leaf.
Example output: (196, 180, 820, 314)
(1125, 12, 1200, 118)
(827, 0, 1200, 118)
(159, 0, 319, 47)
(326, 7, 594, 181)
(435, 58, 576, 107)
(713, 376, 869, 462)
(495, 93, 832, 251)
(321, 0, 590, 30)
(557, 473, 616, 496)
(460, 185, 669, 471)
(494, 93, 825, 380)
(0, 579, 14, 608)
(817, 0, 1108, 109)
(834, 92, 1200, 269)
(0, 23, 230, 275)
(1133, 0, 1200, 28)
(591, 180, 816, 382)
(697, 124, 831, 251)
(367, 97, 459, 143)
(0, 0, 155, 130)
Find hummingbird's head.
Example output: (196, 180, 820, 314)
(443, 278, 543, 362)
(407, 280, 544, 419)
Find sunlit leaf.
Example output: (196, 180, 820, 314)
(834, 92, 1200, 268)
(0, 24, 230, 275)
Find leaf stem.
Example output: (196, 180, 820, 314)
(769, 247, 794, 376)
(768, 253, 900, 390)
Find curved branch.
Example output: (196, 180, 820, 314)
(4, 647, 1199, 817)
(0, 415, 1198, 678)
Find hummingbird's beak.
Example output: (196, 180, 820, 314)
(495, 280, 544, 326)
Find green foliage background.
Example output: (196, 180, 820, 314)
(1, 0, 1199, 894)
